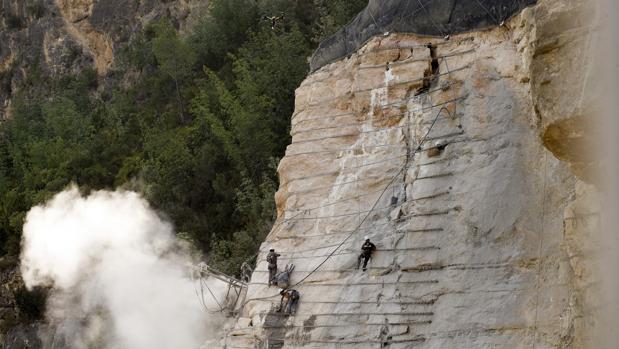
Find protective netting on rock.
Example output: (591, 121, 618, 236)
(309, 0, 536, 72)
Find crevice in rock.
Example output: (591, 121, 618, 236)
(380, 323, 393, 349)
(416, 44, 439, 96)
(401, 111, 413, 204)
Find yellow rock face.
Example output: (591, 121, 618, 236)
(54, 0, 113, 75)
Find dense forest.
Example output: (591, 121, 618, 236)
(0, 0, 367, 276)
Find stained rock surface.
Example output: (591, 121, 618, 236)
(224, 0, 603, 348)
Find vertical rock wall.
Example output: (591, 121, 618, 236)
(225, 0, 603, 348)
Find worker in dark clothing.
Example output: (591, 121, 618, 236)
(240, 262, 252, 283)
(274, 264, 295, 288)
(278, 289, 300, 315)
(357, 236, 376, 271)
(266, 249, 281, 286)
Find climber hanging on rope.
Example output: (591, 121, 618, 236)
(357, 237, 376, 271)
(267, 248, 281, 286)
(274, 264, 295, 288)
(262, 13, 284, 30)
(278, 288, 300, 315)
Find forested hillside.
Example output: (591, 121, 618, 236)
(0, 0, 367, 276)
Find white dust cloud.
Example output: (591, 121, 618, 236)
(20, 187, 225, 349)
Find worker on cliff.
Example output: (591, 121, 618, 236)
(267, 248, 281, 286)
(274, 264, 295, 288)
(278, 288, 300, 315)
(240, 261, 252, 283)
(357, 237, 376, 271)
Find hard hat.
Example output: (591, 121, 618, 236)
(279, 288, 285, 295)
(364, 236, 369, 240)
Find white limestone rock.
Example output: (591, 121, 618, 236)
(222, 0, 604, 348)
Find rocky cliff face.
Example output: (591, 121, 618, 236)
(226, 0, 604, 348)
(0, 0, 206, 119)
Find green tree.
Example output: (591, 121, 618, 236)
(190, 0, 260, 70)
(312, 0, 368, 43)
(152, 21, 197, 124)
(0, 0, 369, 279)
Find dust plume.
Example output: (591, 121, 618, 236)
(592, 0, 619, 346)
(20, 187, 225, 349)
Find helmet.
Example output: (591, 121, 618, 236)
(364, 236, 369, 241)
(279, 288, 285, 295)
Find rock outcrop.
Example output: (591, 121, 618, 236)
(225, 0, 604, 348)
(0, 0, 207, 119)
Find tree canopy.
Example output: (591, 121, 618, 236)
(0, 0, 367, 275)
